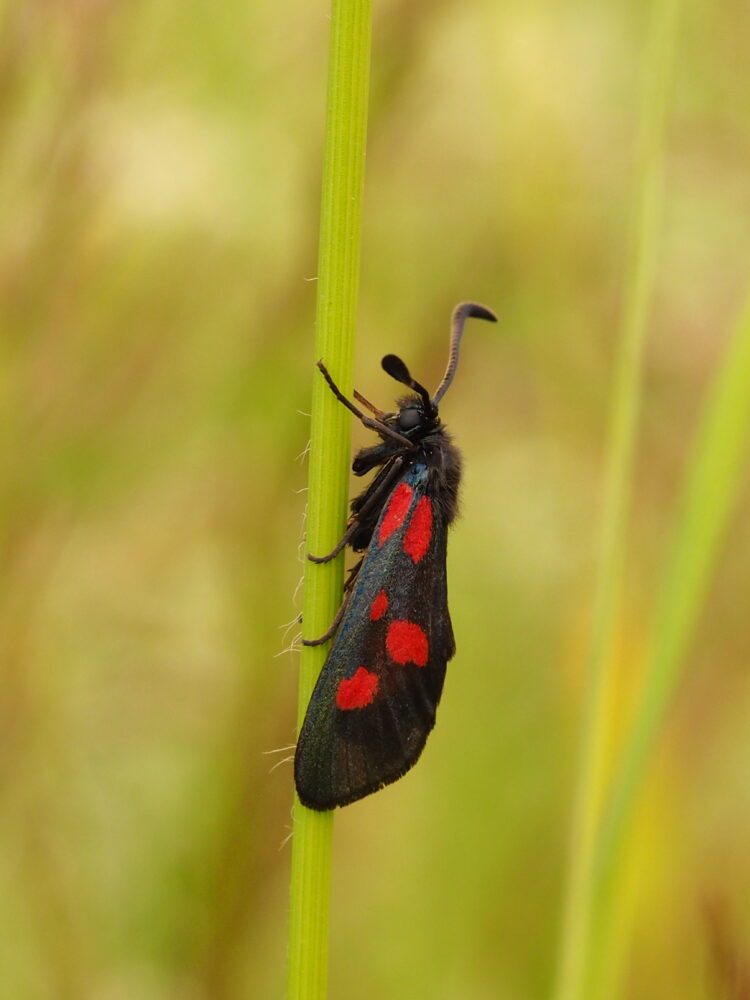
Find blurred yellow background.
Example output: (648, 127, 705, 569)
(1, 1, 749, 997)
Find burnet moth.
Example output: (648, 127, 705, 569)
(295, 302, 497, 810)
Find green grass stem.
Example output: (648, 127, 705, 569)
(552, 1, 682, 997)
(286, 2, 372, 998)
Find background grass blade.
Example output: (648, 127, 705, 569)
(286, 1, 373, 998)
(579, 286, 750, 998)
(595, 286, 750, 897)
(552, 0, 682, 997)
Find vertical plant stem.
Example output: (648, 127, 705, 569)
(552, 1, 681, 998)
(286, 2, 372, 999)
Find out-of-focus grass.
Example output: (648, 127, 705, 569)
(588, 288, 750, 997)
(554, 0, 682, 994)
(1, 1, 749, 998)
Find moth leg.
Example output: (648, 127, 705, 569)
(302, 558, 362, 645)
(302, 593, 351, 646)
(317, 361, 413, 447)
(308, 457, 405, 564)
(353, 388, 391, 420)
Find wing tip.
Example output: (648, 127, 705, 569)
(294, 725, 434, 810)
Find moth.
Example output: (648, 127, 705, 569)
(295, 302, 497, 809)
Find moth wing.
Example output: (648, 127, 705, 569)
(295, 475, 455, 810)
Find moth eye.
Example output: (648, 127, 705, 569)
(398, 408, 421, 431)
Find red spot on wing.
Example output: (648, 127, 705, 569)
(386, 621, 429, 667)
(336, 667, 379, 710)
(378, 482, 413, 545)
(370, 589, 389, 621)
(403, 496, 433, 563)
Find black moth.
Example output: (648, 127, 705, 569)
(295, 302, 497, 809)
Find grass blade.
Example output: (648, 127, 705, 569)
(286, 1, 373, 998)
(552, 0, 682, 996)
(595, 287, 750, 897)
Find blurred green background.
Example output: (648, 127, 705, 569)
(2, 0, 749, 997)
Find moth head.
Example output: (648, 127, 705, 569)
(381, 354, 437, 430)
(396, 404, 423, 431)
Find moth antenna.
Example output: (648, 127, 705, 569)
(382, 354, 432, 411)
(431, 302, 497, 406)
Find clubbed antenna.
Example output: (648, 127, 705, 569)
(431, 302, 497, 406)
(382, 354, 433, 412)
